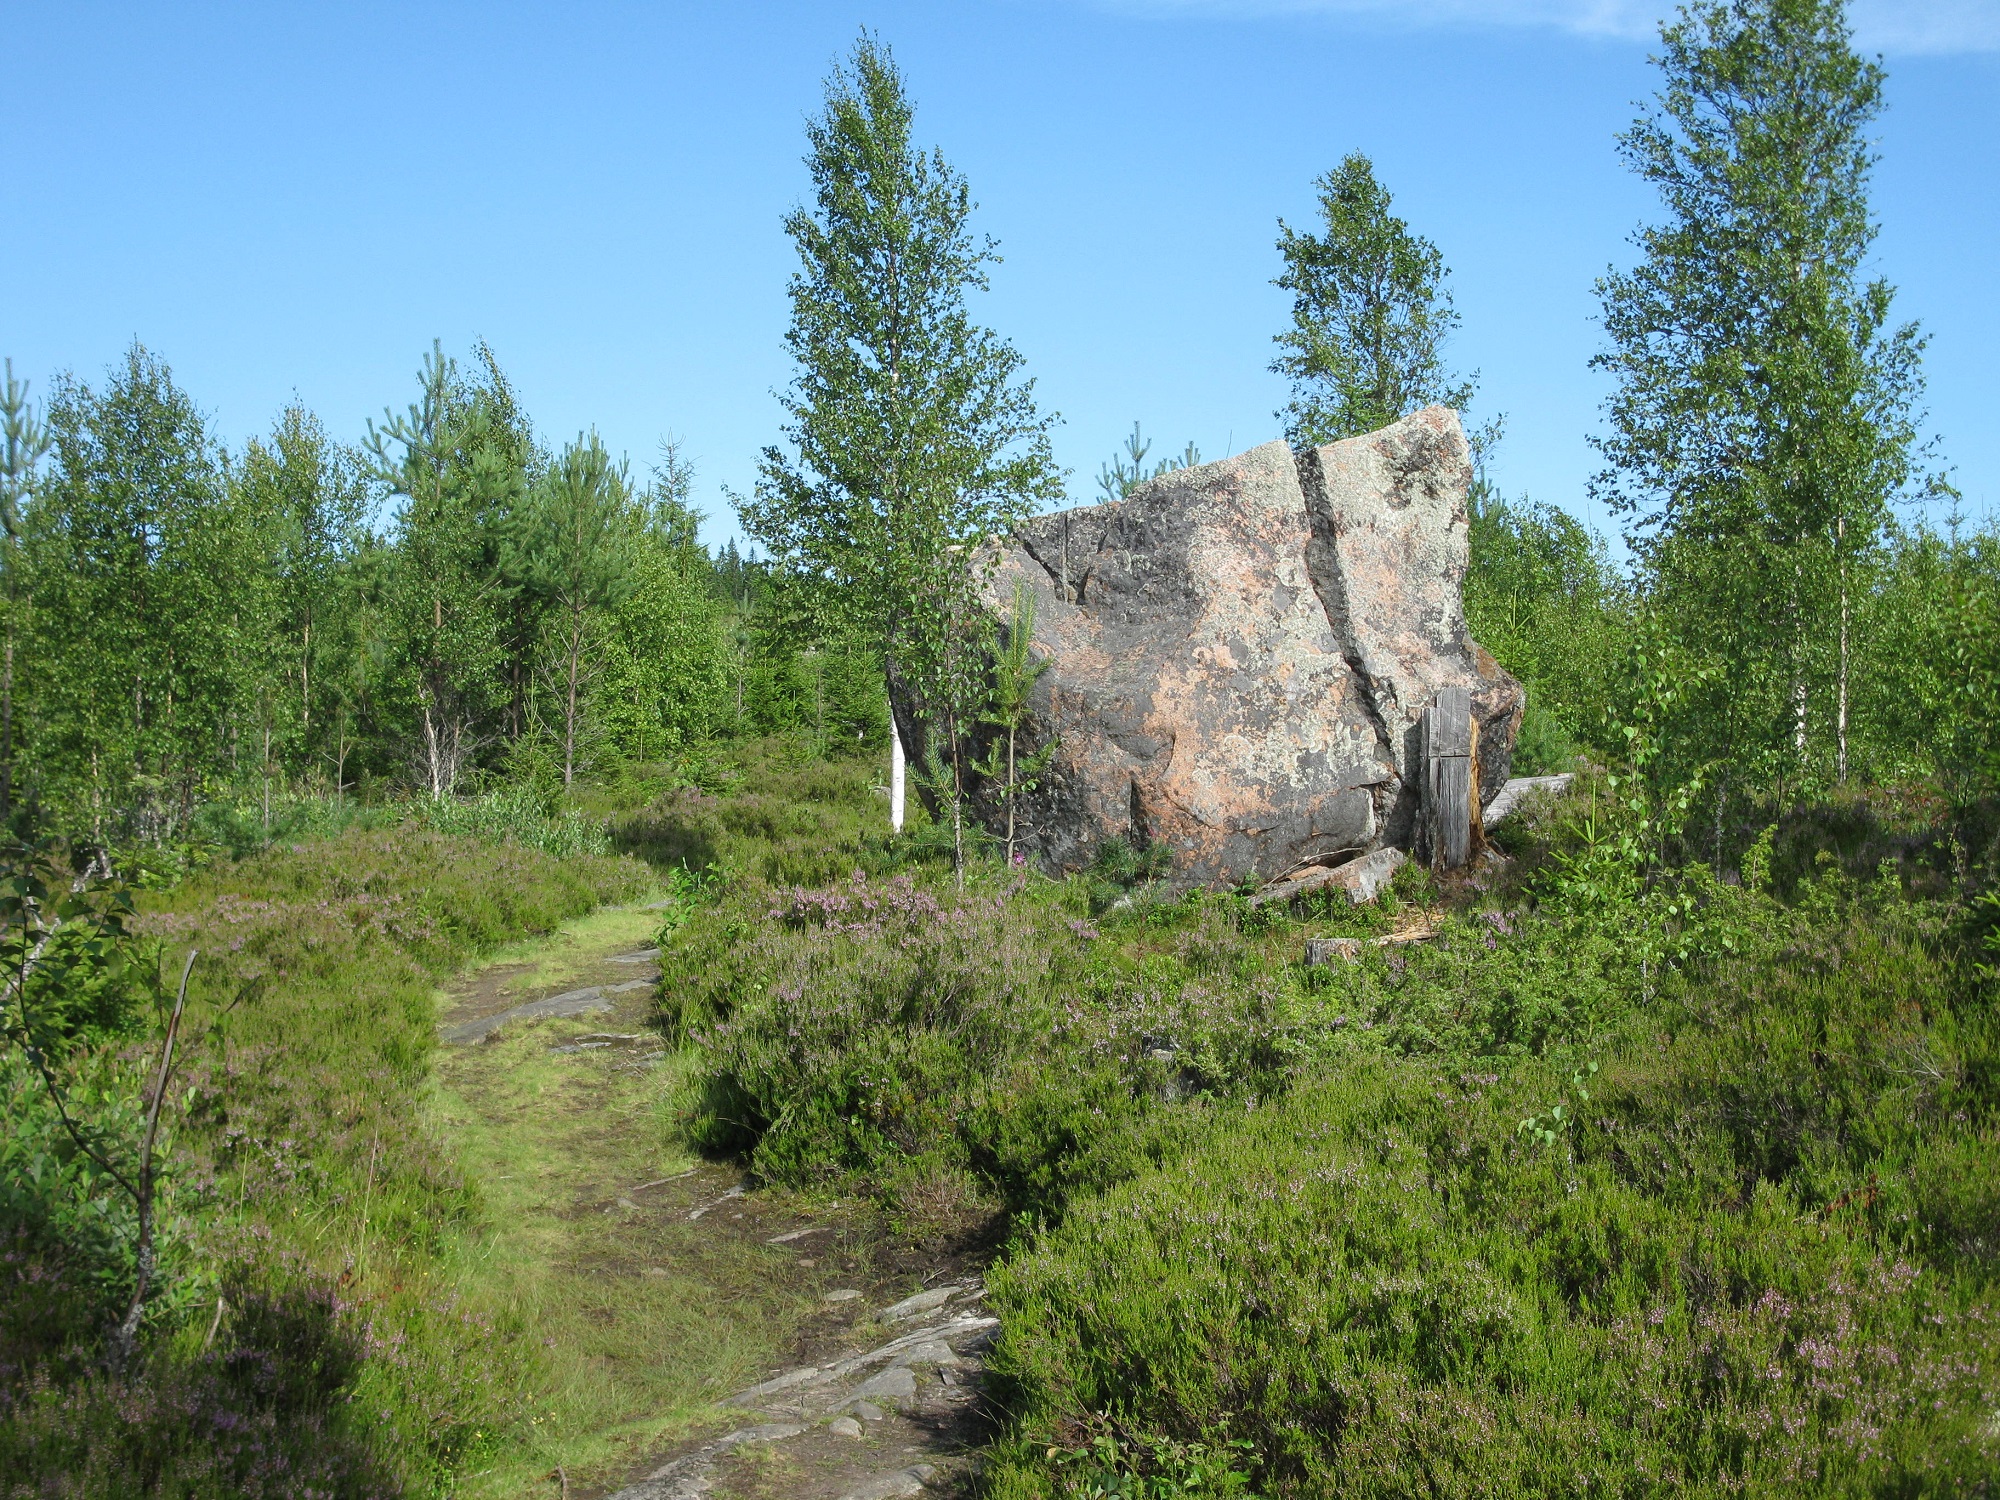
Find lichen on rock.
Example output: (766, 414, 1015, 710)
(906, 406, 1522, 889)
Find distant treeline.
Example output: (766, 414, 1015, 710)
(0, 344, 886, 846)
(6, 0, 2000, 858)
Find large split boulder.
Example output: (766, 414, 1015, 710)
(925, 407, 1521, 889)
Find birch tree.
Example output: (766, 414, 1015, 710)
(739, 34, 1062, 866)
(518, 432, 636, 787)
(1592, 0, 1925, 795)
(1272, 153, 1474, 448)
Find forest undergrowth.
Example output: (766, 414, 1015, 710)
(4, 737, 1998, 1497)
(1, 818, 653, 1496)
(643, 758, 2000, 1498)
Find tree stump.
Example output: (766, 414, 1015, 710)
(1421, 686, 1478, 870)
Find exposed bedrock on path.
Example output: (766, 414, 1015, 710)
(899, 407, 1522, 889)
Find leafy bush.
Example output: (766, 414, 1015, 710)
(409, 784, 611, 859)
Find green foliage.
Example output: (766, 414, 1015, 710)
(987, 874, 1997, 1497)
(1593, 0, 1927, 795)
(0, 826, 649, 1495)
(1045, 1422, 1261, 1500)
(18, 346, 264, 841)
(367, 341, 532, 799)
(409, 784, 612, 859)
(1463, 488, 1625, 771)
(740, 35, 1062, 659)
(1271, 152, 1473, 448)
(739, 33, 1062, 877)
(514, 430, 639, 786)
(972, 583, 1057, 864)
(1083, 835, 1172, 914)
(1095, 423, 1202, 503)
(231, 403, 373, 818)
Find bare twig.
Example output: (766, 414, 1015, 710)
(112, 948, 196, 1368)
(202, 1294, 227, 1352)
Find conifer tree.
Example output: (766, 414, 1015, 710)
(739, 34, 1062, 868)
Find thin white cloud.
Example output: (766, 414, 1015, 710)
(1849, 0, 2000, 53)
(1095, 0, 2000, 54)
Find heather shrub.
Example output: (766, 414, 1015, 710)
(612, 741, 889, 886)
(984, 872, 2000, 1497)
(0, 1254, 398, 1499)
(408, 783, 612, 859)
(1, 826, 650, 1495)
(662, 860, 1636, 1228)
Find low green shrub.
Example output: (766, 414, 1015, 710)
(409, 784, 611, 859)
(984, 874, 2000, 1497)
(662, 853, 1637, 1231)
(613, 740, 889, 885)
(1, 826, 651, 1496)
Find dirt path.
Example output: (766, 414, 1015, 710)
(430, 904, 998, 1500)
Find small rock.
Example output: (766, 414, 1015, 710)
(643, 1266, 670, 1277)
(893, 1340, 962, 1369)
(824, 1289, 863, 1303)
(1304, 937, 1361, 966)
(610, 948, 662, 963)
(878, 1287, 954, 1320)
(837, 1465, 935, 1500)
(729, 1422, 806, 1444)
(850, 1400, 885, 1421)
(687, 1185, 746, 1221)
(769, 1224, 833, 1244)
(728, 1365, 820, 1403)
(617, 1197, 642, 1211)
(828, 1416, 865, 1439)
(848, 1366, 917, 1402)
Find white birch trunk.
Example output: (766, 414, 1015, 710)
(890, 721, 906, 833)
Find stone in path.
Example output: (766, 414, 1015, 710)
(607, 1287, 993, 1500)
(837, 1468, 935, 1500)
(439, 977, 653, 1045)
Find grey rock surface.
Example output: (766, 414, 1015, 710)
(936, 407, 1521, 889)
(892, 1340, 962, 1369)
(878, 1287, 955, 1321)
(440, 978, 654, 1045)
(1482, 773, 1574, 828)
(846, 1365, 917, 1403)
(838, 1467, 935, 1500)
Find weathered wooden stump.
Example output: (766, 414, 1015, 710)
(1420, 685, 1481, 870)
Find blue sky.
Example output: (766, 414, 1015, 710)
(5, 1, 1995, 553)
